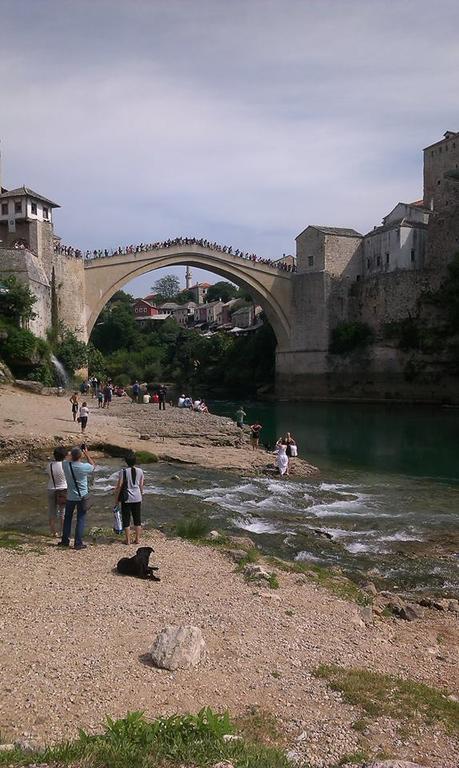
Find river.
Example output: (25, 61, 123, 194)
(0, 402, 458, 596)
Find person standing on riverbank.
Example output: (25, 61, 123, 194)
(250, 421, 262, 450)
(235, 406, 246, 428)
(46, 446, 68, 537)
(283, 432, 297, 458)
(132, 381, 141, 403)
(276, 438, 289, 476)
(114, 453, 144, 546)
(69, 392, 79, 422)
(59, 446, 95, 550)
(79, 402, 89, 433)
(158, 385, 167, 410)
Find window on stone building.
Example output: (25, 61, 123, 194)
(367, 258, 370, 269)
(308, 255, 314, 266)
(43, 206, 49, 219)
(410, 249, 415, 263)
(31, 202, 37, 215)
(1, 203, 7, 215)
(376, 255, 381, 266)
(14, 201, 22, 214)
(386, 253, 390, 264)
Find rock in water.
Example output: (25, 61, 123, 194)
(150, 625, 205, 670)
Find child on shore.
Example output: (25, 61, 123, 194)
(79, 402, 89, 433)
(97, 390, 104, 407)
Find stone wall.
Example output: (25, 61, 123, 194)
(52, 254, 87, 341)
(348, 269, 437, 334)
(0, 249, 51, 337)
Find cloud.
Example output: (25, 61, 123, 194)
(1, 0, 458, 294)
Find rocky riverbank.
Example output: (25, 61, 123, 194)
(0, 385, 318, 475)
(0, 530, 457, 768)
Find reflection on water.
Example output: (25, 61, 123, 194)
(1, 455, 458, 596)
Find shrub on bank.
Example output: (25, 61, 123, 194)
(175, 514, 211, 540)
(0, 708, 291, 768)
(329, 322, 374, 355)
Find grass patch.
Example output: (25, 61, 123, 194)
(236, 547, 261, 569)
(338, 749, 369, 765)
(0, 531, 23, 550)
(175, 514, 211, 540)
(267, 557, 369, 605)
(234, 705, 286, 748)
(134, 450, 158, 464)
(315, 664, 459, 735)
(0, 708, 292, 768)
(267, 573, 280, 590)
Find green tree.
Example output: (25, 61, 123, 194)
(88, 343, 106, 378)
(152, 274, 180, 301)
(107, 290, 134, 306)
(206, 281, 238, 303)
(55, 330, 88, 374)
(90, 301, 140, 355)
(0, 276, 37, 325)
(175, 289, 196, 304)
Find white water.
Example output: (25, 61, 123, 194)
(50, 354, 69, 387)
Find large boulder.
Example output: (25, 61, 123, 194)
(0, 360, 14, 384)
(399, 603, 425, 621)
(14, 379, 43, 394)
(243, 564, 272, 581)
(150, 625, 205, 670)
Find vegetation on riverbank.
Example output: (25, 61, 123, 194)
(315, 664, 459, 735)
(0, 275, 87, 384)
(0, 708, 292, 768)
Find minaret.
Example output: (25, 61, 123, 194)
(185, 266, 192, 290)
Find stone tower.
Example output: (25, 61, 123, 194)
(0, 184, 87, 340)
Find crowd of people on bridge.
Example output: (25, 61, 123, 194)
(54, 236, 297, 273)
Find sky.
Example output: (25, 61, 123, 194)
(1, 0, 458, 297)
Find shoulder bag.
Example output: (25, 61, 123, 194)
(69, 462, 93, 512)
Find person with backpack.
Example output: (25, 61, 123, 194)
(114, 453, 144, 545)
(46, 446, 68, 537)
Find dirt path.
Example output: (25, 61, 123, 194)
(0, 534, 457, 767)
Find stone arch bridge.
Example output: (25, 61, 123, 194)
(84, 244, 294, 350)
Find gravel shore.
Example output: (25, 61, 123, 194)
(0, 533, 457, 767)
(0, 386, 317, 475)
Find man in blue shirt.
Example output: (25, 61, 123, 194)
(59, 446, 95, 550)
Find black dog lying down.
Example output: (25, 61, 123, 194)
(117, 546, 160, 580)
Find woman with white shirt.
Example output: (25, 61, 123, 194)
(46, 446, 68, 536)
(114, 453, 145, 545)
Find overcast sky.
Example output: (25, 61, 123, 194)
(1, 0, 458, 296)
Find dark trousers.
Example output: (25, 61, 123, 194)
(62, 499, 86, 546)
(159, 399, 166, 410)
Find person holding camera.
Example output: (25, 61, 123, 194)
(58, 445, 95, 550)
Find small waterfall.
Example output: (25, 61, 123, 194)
(50, 353, 69, 388)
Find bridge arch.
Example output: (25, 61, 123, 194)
(84, 245, 293, 349)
